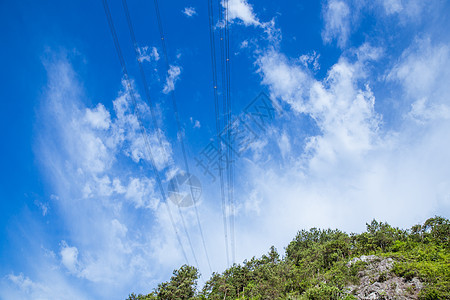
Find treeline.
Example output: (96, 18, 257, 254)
(127, 216, 450, 299)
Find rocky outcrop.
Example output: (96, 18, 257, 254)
(345, 255, 423, 300)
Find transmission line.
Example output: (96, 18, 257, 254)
(121, 0, 167, 160)
(207, 0, 230, 268)
(102, 0, 191, 266)
(221, 0, 236, 265)
(227, 0, 236, 265)
(119, 0, 202, 269)
(152, 0, 213, 273)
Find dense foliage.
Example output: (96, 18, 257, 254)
(127, 216, 449, 299)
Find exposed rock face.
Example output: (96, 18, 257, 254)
(345, 255, 423, 300)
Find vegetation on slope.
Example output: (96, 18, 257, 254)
(126, 216, 450, 299)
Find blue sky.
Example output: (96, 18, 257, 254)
(1, 0, 450, 298)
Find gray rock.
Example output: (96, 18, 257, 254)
(343, 255, 423, 299)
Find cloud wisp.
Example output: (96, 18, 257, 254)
(0, 56, 213, 299)
(137, 46, 160, 63)
(182, 7, 197, 18)
(163, 65, 181, 94)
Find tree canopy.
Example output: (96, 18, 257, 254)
(127, 216, 450, 300)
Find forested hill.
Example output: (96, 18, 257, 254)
(127, 217, 450, 300)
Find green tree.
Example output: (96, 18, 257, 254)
(126, 292, 156, 300)
(155, 265, 199, 300)
(422, 216, 450, 247)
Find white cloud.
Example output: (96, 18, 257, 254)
(355, 43, 384, 62)
(299, 51, 321, 71)
(7, 273, 41, 294)
(151, 47, 160, 62)
(1, 272, 87, 300)
(112, 178, 126, 194)
(381, 0, 403, 14)
(322, 0, 351, 48)
(111, 82, 173, 169)
(247, 137, 268, 162)
(409, 97, 450, 123)
(163, 65, 181, 94)
(386, 38, 450, 125)
(320, 0, 429, 46)
(278, 131, 291, 160)
(84, 103, 111, 129)
(34, 200, 49, 216)
(182, 7, 197, 17)
(244, 189, 262, 215)
(257, 49, 312, 113)
(190, 117, 201, 129)
(137, 46, 160, 63)
(219, 0, 280, 44)
(258, 45, 381, 174)
(125, 177, 160, 209)
(13, 56, 193, 298)
(80, 132, 110, 173)
(378, 0, 425, 18)
(60, 241, 79, 273)
(223, 0, 260, 26)
(388, 38, 450, 104)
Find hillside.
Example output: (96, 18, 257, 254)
(126, 217, 450, 300)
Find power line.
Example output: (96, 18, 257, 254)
(221, 0, 236, 265)
(102, 0, 190, 265)
(208, 0, 230, 268)
(227, 0, 236, 265)
(152, 0, 213, 273)
(121, 0, 167, 160)
(119, 0, 200, 268)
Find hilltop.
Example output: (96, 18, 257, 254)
(127, 217, 449, 300)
